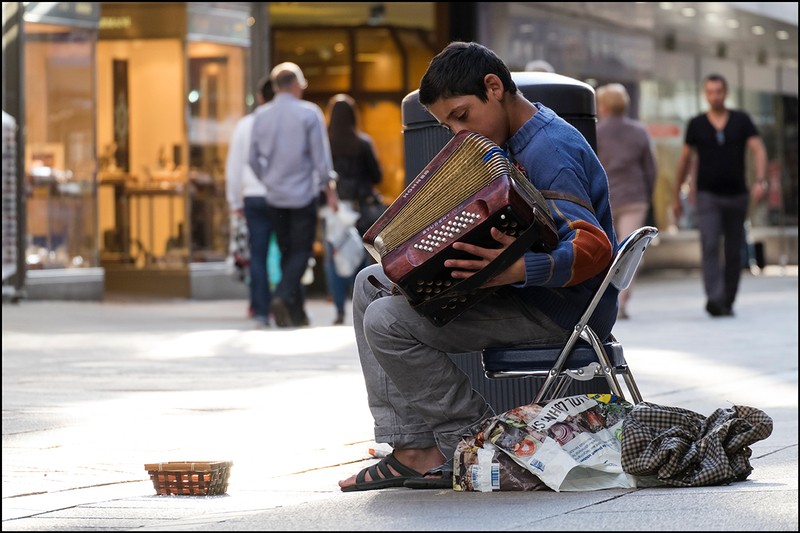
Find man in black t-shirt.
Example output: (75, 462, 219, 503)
(672, 73, 768, 317)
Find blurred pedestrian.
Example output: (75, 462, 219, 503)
(226, 76, 274, 327)
(249, 62, 339, 327)
(671, 73, 768, 317)
(596, 83, 657, 319)
(324, 94, 384, 325)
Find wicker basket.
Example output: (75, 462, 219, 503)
(145, 461, 233, 496)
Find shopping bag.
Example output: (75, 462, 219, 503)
(323, 204, 366, 277)
(227, 214, 250, 283)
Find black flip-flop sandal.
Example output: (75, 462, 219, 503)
(341, 452, 423, 492)
(404, 459, 454, 489)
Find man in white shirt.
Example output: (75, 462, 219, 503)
(226, 77, 273, 326)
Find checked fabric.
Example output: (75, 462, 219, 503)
(620, 402, 773, 487)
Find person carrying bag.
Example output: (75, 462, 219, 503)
(324, 93, 385, 324)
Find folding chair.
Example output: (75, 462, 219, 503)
(481, 226, 659, 405)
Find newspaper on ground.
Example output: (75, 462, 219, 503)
(455, 393, 638, 492)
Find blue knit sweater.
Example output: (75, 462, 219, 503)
(507, 103, 619, 340)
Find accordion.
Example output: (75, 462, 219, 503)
(362, 130, 558, 326)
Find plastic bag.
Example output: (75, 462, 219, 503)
(323, 204, 366, 278)
(456, 394, 638, 492)
(454, 439, 549, 492)
(227, 214, 250, 283)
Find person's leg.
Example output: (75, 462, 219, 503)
(269, 202, 317, 326)
(612, 202, 649, 319)
(349, 265, 434, 450)
(340, 264, 568, 488)
(288, 202, 318, 324)
(323, 238, 347, 321)
(721, 193, 749, 311)
(340, 259, 364, 322)
(696, 191, 727, 315)
(267, 206, 294, 326)
(243, 196, 272, 323)
(339, 264, 442, 490)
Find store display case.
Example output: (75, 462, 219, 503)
(94, 2, 249, 297)
(23, 19, 98, 274)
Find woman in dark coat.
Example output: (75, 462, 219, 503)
(324, 94, 384, 324)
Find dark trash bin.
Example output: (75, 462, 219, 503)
(402, 72, 609, 412)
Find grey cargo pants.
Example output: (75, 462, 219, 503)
(352, 263, 568, 458)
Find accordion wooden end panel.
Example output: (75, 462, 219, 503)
(364, 131, 558, 326)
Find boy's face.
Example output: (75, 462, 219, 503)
(425, 74, 509, 147)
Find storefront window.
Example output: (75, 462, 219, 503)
(271, 25, 436, 202)
(640, 77, 699, 230)
(24, 22, 97, 271)
(742, 89, 782, 227)
(96, 3, 248, 272)
(96, 35, 187, 269)
(272, 29, 351, 94)
(355, 28, 403, 92)
(187, 41, 247, 263)
(395, 29, 436, 93)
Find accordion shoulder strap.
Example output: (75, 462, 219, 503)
(540, 190, 594, 214)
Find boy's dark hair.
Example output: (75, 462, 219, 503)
(419, 41, 517, 107)
(704, 72, 728, 91)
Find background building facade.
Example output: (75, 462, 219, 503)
(2, 2, 797, 301)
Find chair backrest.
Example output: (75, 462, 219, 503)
(482, 226, 658, 404)
(574, 226, 659, 329)
(610, 226, 659, 291)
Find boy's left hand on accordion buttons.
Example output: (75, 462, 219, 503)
(446, 227, 525, 287)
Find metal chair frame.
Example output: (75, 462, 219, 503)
(481, 226, 659, 404)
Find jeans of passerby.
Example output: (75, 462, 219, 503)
(243, 196, 273, 321)
(266, 200, 318, 325)
(696, 191, 749, 311)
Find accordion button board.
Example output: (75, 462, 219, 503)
(381, 175, 549, 300)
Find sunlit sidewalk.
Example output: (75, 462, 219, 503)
(2, 267, 797, 531)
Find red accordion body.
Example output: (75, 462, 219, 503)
(362, 131, 558, 326)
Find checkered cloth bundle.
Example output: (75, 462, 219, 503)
(620, 402, 773, 487)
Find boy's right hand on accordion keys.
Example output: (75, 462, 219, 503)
(445, 227, 526, 288)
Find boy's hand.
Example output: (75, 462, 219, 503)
(445, 227, 525, 287)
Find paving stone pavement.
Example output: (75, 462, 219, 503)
(2, 267, 797, 531)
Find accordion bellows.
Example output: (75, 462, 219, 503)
(362, 130, 558, 326)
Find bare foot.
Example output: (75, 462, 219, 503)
(338, 447, 446, 490)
